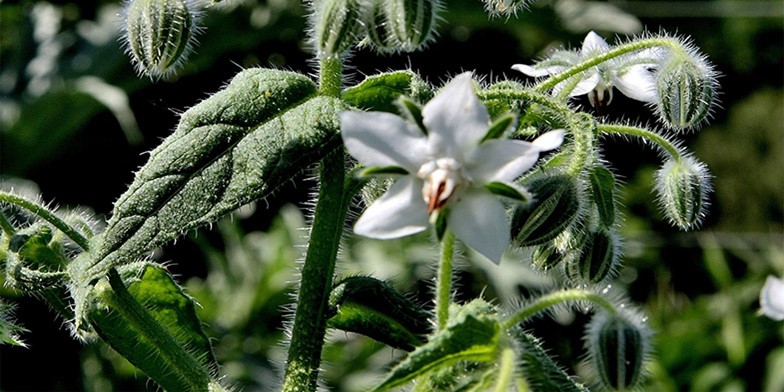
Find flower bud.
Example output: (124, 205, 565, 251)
(567, 229, 619, 285)
(310, 0, 366, 58)
(363, 0, 398, 53)
(123, 0, 201, 78)
(531, 243, 566, 271)
(655, 49, 718, 130)
(386, 0, 442, 52)
(511, 175, 581, 247)
(586, 310, 650, 391)
(482, 0, 530, 17)
(655, 156, 711, 230)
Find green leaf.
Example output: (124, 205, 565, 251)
(328, 276, 431, 351)
(11, 224, 68, 269)
(69, 69, 345, 322)
(371, 299, 501, 392)
(484, 181, 528, 203)
(0, 300, 28, 347)
(88, 264, 221, 392)
(589, 166, 617, 227)
(343, 71, 428, 113)
(359, 165, 410, 177)
(481, 112, 515, 142)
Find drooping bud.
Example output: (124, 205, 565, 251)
(386, 0, 442, 52)
(586, 310, 651, 391)
(655, 47, 718, 130)
(531, 243, 566, 271)
(567, 229, 620, 285)
(122, 0, 201, 79)
(363, 0, 398, 53)
(511, 175, 581, 247)
(310, 0, 366, 58)
(655, 156, 711, 230)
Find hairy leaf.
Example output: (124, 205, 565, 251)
(342, 71, 430, 113)
(88, 264, 219, 392)
(515, 330, 587, 392)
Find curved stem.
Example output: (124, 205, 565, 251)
(0, 191, 90, 251)
(502, 289, 617, 330)
(599, 123, 682, 160)
(535, 37, 683, 93)
(435, 230, 455, 331)
(478, 89, 574, 121)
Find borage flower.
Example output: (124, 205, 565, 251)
(340, 73, 563, 263)
(760, 275, 784, 321)
(512, 31, 659, 109)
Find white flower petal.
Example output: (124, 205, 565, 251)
(532, 129, 565, 152)
(615, 64, 658, 103)
(582, 31, 610, 56)
(354, 176, 429, 239)
(511, 63, 561, 77)
(571, 72, 601, 96)
(760, 275, 784, 321)
(341, 111, 429, 172)
(467, 139, 539, 183)
(423, 73, 490, 157)
(449, 191, 510, 264)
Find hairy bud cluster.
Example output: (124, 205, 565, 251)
(511, 175, 581, 247)
(310, 0, 443, 56)
(655, 156, 711, 230)
(122, 0, 202, 79)
(654, 47, 718, 130)
(586, 310, 651, 391)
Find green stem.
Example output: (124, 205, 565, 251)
(599, 123, 682, 160)
(502, 289, 617, 330)
(535, 37, 683, 93)
(435, 230, 455, 331)
(0, 191, 90, 251)
(106, 268, 216, 391)
(319, 56, 343, 97)
(565, 113, 597, 177)
(282, 150, 351, 392)
(478, 89, 574, 121)
(493, 346, 516, 392)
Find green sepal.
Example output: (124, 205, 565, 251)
(399, 97, 427, 134)
(371, 299, 501, 392)
(511, 175, 580, 247)
(359, 166, 409, 177)
(327, 276, 431, 351)
(514, 330, 588, 392)
(567, 229, 618, 284)
(342, 71, 429, 114)
(9, 224, 68, 269)
(481, 112, 515, 142)
(484, 181, 528, 203)
(434, 211, 447, 241)
(88, 264, 220, 392)
(589, 166, 617, 228)
(531, 243, 565, 271)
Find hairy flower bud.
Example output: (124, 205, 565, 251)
(655, 156, 711, 230)
(122, 0, 201, 78)
(511, 175, 581, 247)
(482, 0, 530, 17)
(386, 0, 442, 52)
(655, 48, 718, 130)
(363, 0, 398, 53)
(531, 243, 566, 271)
(586, 310, 651, 391)
(311, 0, 366, 58)
(567, 229, 620, 284)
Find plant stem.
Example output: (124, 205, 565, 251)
(493, 346, 516, 392)
(435, 230, 455, 331)
(0, 191, 90, 250)
(319, 56, 343, 97)
(282, 149, 349, 391)
(502, 289, 617, 330)
(599, 123, 682, 160)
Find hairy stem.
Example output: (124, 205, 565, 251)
(502, 289, 617, 330)
(0, 191, 90, 251)
(494, 346, 516, 392)
(599, 123, 682, 160)
(435, 230, 455, 330)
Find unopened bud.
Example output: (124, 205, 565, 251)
(511, 175, 581, 247)
(655, 156, 711, 230)
(531, 243, 566, 271)
(655, 49, 718, 130)
(387, 0, 442, 52)
(567, 229, 619, 284)
(363, 0, 398, 53)
(123, 0, 201, 78)
(311, 0, 366, 58)
(482, 0, 530, 17)
(586, 310, 650, 391)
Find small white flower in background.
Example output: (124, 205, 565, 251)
(341, 73, 563, 263)
(760, 275, 784, 321)
(512, 31, 660, 109)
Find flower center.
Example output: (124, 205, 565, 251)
(417, 158, 471, 214)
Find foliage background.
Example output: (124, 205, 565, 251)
(1, 0, 782, 390)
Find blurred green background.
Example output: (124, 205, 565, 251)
(1, 0, 782, 391)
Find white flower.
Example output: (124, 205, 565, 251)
(512, 31, 659, 108)
(340, 73, 562, 263)
(760, 275, 784, 321)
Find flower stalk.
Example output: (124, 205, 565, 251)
(502, 289, 617, 330)
(435, 230, 455, 330)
